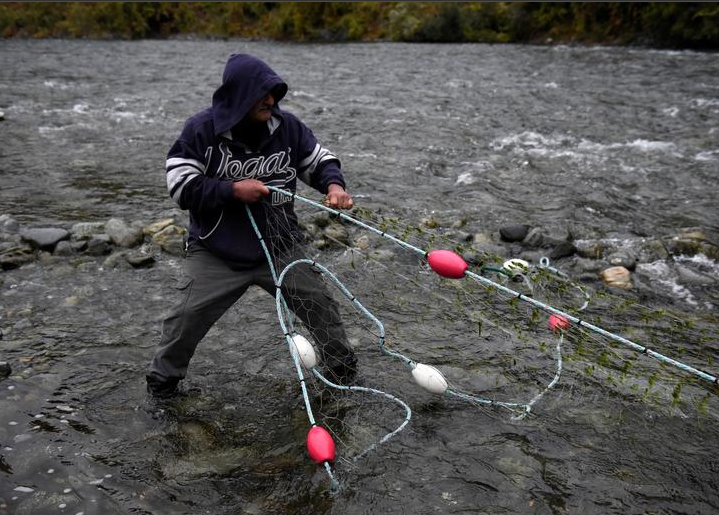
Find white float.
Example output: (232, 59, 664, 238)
(411, 363, 448, 394)
(290, 333, 318, 369)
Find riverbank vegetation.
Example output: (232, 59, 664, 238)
(0, 2, 717, 49)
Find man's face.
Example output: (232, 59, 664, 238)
(246, 92, 275, 124)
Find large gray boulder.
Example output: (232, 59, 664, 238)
(20, 228, 69, 251)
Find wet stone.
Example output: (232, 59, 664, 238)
(126, 252, 155, 268)
(143, 218, 175, 236)
(575, 239, 604, 259)
(0, 245, 35, 270)
(499, 224, 529, 242)
(52, 240, 74, 256)
(20, 228, 69, 251)
(638, 239, 668, 262)
(522, 227, 544, 247)
(323, 223, 350, 245)
(152, 225, 186, 256)
(0, 361, 11, 378)
(85, 237, 111, 256)
(549, 241, 577, 259)
(599, 266, 632, 289)
(70, 222, 105, 240)
(0, 214, 20, 233)
(606, 250, 638, 270)
(105, 218, 143, 248)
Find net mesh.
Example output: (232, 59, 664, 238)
(247, 187, 719, 481)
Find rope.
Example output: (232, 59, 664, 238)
(266, 185, 718, 386)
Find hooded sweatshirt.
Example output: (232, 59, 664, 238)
(165, 54, 345, 264)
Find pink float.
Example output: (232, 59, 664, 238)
(307, 426, 336, 464)
(548, 314, 570, 332)
(427, 250, 468, 279)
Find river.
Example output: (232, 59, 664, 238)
(1, 39, 718, 515)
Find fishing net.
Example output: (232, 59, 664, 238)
(246, 186, 719, 486)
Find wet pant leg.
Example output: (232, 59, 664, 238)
(146, 246, 253, 386)
(255, 255, 356, 372)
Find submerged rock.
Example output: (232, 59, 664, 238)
(0, 245, 35, 270)
(323, 223, 350, 246)
(0, 361, 11, 378)
(0, 214, 20, 233)
(499, 224, 529, 242)
(606, 250, 638, 271)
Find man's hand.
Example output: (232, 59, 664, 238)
(232, 179, 269, 203)
(325, 183, 354, 210)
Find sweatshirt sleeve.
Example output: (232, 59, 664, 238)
(295, 120, 346, 194)
(165, 123, 234, 212)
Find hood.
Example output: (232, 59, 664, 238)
(211, 54, 288, 136)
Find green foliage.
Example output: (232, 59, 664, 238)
(0, 2, 717, 48)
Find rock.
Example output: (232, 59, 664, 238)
(20, 227, 69, 251)
(638, 239, 668, 262)
(599, 266, 632, 289)
(53, 240, 74, 256)
(499, 224, 529, 242)
(575, 239, 604, 259)
(310, 238, 330, 250)
(0, 361, 11, 378)
(126, 251, 155, 268)
(473, 232, 493, 244)
(105, 218, 143, 248)
(473, 242, 506, 259)
(71, 240, 88, 252)
(678, 230, 706, 241)
(573, 257, 605, 274)
(664, 237, 719, 259)
(0, 214, 20, 233)
(606, 250, 638, 270)
(152, 225, 186, 256)
(85, 237, 112, 256)
(523, 227, 544, 247)
(368, 249, 395, 262)
(70, 221, 105, 240)
(103, 251, 131, 269)
(301, 222, 321, 238)
(0, 110, 4, 121)
(323, 223, 350, 246)
(143, 218, 175, 236)
(353, 234, 371, 250)
(549, 241, 577, 259)
(0, 245, 35, 270)
(311, 212, 331, 228)
(676, 264, 715, 286)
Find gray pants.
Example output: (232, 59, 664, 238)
(147, 245, 355, 386)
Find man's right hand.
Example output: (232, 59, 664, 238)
(232, 179, 270, 203)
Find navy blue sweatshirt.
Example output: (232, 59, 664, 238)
(165, 54, 346, 263)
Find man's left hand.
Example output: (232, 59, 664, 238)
(326, 184, 354, 210)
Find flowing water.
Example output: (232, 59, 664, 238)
(1, 40, 719, 515)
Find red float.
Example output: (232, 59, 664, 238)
(427, 250, 468, 279)
(548, 314, 570, 333)
(307, 426, 336, 464)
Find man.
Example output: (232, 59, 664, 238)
(146, 53, 357, 398)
